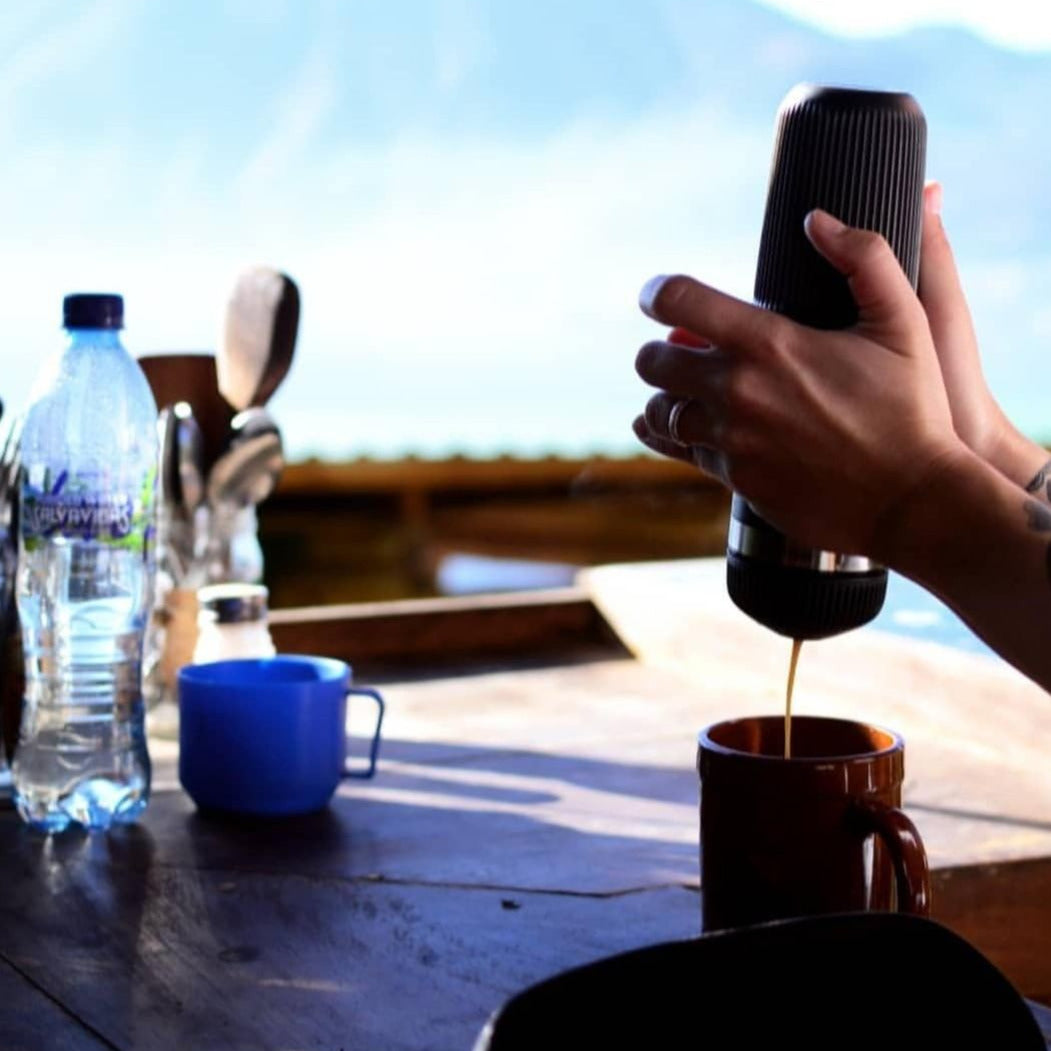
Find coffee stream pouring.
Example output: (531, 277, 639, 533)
(726, 84, 927, 639)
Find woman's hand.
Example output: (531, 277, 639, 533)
(918, 183, 1049, 490)
(633, 209, 969, 561)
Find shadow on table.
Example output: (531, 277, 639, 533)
(135, 731, 700, 894)
(371, 735, 696, 808)
(371, 736, 1051, 838)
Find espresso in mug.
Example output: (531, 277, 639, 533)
(697, 715, 930, 932)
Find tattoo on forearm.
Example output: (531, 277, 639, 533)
(1025, 458, 1051, 499)
(1025, 499, 1051, 532)
(1023, 498, 1051, 582)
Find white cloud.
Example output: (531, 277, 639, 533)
(433, 0, 492, 92)
(234, 50, 338, 198)
(220, 0, 291, 28)
(0, 0, 136, 140)
(756, 0, 1051, 51)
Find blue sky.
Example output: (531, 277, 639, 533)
(2, 2, 1050, 459)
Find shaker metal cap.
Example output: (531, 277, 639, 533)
(197, 582, 269, 624)
(754, 83, 927, 329)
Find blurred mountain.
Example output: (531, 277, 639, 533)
(2, 1, 1050, 452)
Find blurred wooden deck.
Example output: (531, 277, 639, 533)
(259, 454, 730, 607)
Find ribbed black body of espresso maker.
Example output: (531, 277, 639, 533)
(725, 84, 926, 639)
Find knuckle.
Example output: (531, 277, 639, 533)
(853, 228, 893, 265)
(744, 312, 794, 363)
(719, 422, 752, 460)
(722, 368, 757, 418)
(754, 327, 787, 364)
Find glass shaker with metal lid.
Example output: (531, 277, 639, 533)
(193, 582, 276, 664)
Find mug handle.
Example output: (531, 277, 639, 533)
(853, 799, 931, 916)
(343, 686, 385, 780)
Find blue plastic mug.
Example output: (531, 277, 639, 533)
(177, 655, 385, 816)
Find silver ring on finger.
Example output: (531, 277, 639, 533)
(667, 398, 695, 444)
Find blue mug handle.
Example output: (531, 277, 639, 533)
(344, 686, 385, 780)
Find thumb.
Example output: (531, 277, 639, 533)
(804, 208, 925, 346)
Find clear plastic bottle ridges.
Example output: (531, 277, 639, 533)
(12, 293, 157, 831)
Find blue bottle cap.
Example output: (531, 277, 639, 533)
(63, 293, 124, 330)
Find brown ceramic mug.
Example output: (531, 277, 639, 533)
(697, 715, 930, 932)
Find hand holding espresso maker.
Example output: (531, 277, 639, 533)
(726, 84, 927, 640)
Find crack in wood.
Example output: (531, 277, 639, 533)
(0, 947, 124, 1051)
(140, 859, 700, 900)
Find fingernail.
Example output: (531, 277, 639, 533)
(924, 180, 943, 217)
(805, 209, 847, 238)
(639, 275, 670, 319)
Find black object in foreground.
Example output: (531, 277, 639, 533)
(475, 912, 1045, 1050)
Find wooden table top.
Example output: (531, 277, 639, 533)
(1, 558, 1050, 1048)
(581, 559, 1051, 874)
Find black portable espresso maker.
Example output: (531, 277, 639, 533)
(726, 84, 927, 640)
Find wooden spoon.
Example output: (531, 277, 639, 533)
(217, 267, 300, 411)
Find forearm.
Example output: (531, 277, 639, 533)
(986, 421, 1051, 497)
(880, 446, 1051, 692)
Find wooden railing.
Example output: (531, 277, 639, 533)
(260, 454, 731, 607)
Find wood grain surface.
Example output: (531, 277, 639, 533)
(581, 559, 1051, 871)
(0, 797, 698, 1051)
(2, 562, 1050, 1047)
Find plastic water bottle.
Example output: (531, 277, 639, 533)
(12, 293, 157, 832)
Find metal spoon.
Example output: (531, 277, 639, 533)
(175, 404, 205, 514)
(158, 406, 181, 510)
(217, 268, 300, 412)
(158, 402, 204, 519)
(206, 408, 284, 510)
(157, 402, 205, 584)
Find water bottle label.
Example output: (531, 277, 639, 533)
(21, 468, 155, 551)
